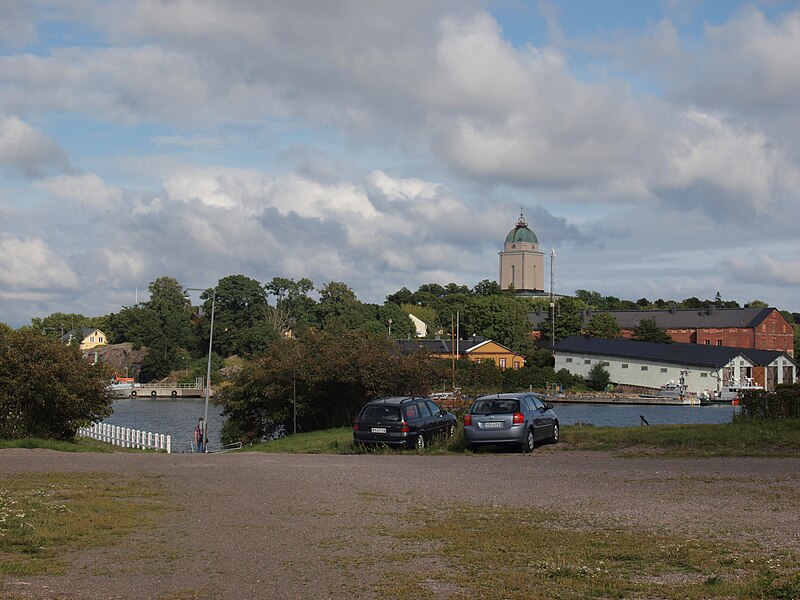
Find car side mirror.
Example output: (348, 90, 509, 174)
(545, 403, 553, 410)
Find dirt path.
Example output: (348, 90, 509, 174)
(1, 448, 798, 599)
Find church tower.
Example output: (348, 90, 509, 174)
(499, 211, 545, 293)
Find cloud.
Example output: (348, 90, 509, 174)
(38, 173, 123, 210)
(0, 234, 79, 292)
(0, 116, 69, 177)
(719, 251, 800, 288)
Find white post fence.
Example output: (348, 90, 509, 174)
(77, 423, 171, 453)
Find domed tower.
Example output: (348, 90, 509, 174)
(499, 211, 545, 293)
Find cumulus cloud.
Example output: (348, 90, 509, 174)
(0, 116, 69, 177)
(38, 173, 123, 210)
(0, 234, 79, 292)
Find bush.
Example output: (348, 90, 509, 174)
(0, 330, 113, 439)
(738, 384, 800, 420)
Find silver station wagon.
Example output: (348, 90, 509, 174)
(463, 392, 559, 453)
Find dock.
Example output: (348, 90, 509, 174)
(130, 377, 213, 398)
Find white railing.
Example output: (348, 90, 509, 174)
(77, 423, 171, 453)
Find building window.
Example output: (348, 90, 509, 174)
(660, 368, 668, 373)
(717, 340, 722, 346)
(701, 373, 708, 378)
(499, 358, 506, 369)
(641, 366, 648, 371)
(704, 340, 710, 345)
(602, 362, 610, 366)
(513, 361, 520, 370)
(566, 357, 573, 363)
(584, 359, 590, 364)
(621, 364, 628, 369)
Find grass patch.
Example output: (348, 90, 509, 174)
(377, 505, 800, 599)
(563, 419, 800, 457)
(0, 437, 116, 452)
(0, 472, 166, 578)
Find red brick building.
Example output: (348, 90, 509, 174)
(583, 307, 794, 357)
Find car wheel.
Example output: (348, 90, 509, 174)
(416, 433, 426, 451)
(521, 429, 535, 453)
(550, 423, 560, 444)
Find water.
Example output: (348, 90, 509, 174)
(103, 397, 226, 453)
(103, 397, 739, 451)
(551, 401, 739, 428)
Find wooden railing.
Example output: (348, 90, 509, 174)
(77, 423, 171, 453)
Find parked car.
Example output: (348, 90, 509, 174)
(463, 392, 559, 453)
(353, 396, 457, 450)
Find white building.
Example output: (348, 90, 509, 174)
(554, 336, 796, 394)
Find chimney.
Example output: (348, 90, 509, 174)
(669, 306, 677, 314)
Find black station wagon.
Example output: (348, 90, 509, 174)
(353, 396, 457, 450)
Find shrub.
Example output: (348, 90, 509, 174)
(738, 384, 800, 420)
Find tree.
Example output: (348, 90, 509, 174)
(541, 297, 584, 342)
(207, 274, 276, 356)
(587, 363, 611, 391)
(264, 277, 316, 334)
(0, 330, 113, 439)
(473, 279, 501, 296)
(138, 276, 195, 381)
(400, 303, 437, 333)
(220, 331, 443, 442)
(632, 319, 673, 344)
(585, 313, 621, 339)
(745, 299, 769, 308)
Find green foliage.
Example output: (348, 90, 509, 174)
(632, 318, 673, 344)
(220, 331, 445, 443)
(737, 384, 800, 420)
(0, 330, 113, 439)
(541, 296, 585, 342)
(587, 362, 611, 391)
(400, 303, 437, 332)
(584, 312, 621, 338)
(745, 299, 769, 308)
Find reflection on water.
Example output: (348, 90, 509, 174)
(103, 397, 226, 452)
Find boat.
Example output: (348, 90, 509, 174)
(107, 374, 134, 398)
(639, 380, 687, 400)
(711, 377, 763, 404)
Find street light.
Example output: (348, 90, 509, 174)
(187, 287, 216, 452)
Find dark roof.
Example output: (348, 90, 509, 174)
(553, 336, 793, 368)
(397, 336, 487, 356)
(529, 307, 780, 330)
(60, 326, 98, 343)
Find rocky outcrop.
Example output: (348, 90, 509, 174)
(86, 343, 147, 379)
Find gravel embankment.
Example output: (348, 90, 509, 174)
(1, 447, 798, 599)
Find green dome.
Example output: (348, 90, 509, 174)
(505, 213, 538, 243)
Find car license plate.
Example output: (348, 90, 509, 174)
(371, 427, 387, 434)
(483, 421, 503, 428)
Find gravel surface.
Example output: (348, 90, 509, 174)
(1, 447, 798, 599)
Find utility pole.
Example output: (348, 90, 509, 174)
(550, 248, 556, 354)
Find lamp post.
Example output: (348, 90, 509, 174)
(187, 287, 216, 452)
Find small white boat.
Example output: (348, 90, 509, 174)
(715, 377, 763, 403)
(107, 375, 134, 398)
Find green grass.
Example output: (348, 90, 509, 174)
(0, 437, 116, 452)
(240, 419, 800, 457)
(371, 505, 800, 599)
(562, 419, 800, 457)
(0, 472, 167, 578)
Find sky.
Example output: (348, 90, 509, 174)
(2, 0, 800, 328)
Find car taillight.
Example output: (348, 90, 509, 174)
(400, 421, 409, 433)
(464, 414, 472, 426)
(512, 412, 524, 424)
(353, 422, 359, 431)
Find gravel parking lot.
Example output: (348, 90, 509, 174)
(1, 447, 798, 599)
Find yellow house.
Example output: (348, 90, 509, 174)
(398, 337, 525, 370)
(62, 327, 108, 350)
(463, 339, 525, 370)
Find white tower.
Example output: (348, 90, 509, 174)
(499, 211, 545, 293)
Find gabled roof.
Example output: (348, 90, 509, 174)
(464, 339, 519, 356)
(397, 336, 491, 356)
(553, 336, 793, 369)
(60, 326, 100, 343)
(529, 307, 780, 330)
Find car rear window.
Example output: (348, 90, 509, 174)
(471, 399, 520, 414)
(360, 405, 402, 422)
